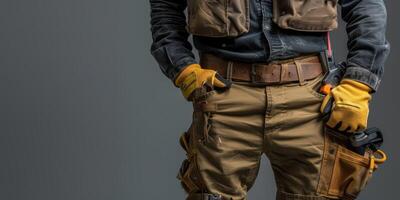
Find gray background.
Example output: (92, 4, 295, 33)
(0, 0, 398, 199)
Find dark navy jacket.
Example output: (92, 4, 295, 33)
(150, 0, 390, 91)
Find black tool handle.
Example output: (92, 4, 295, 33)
(322, 97, 335, 120)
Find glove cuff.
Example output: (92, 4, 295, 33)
(340, 79, 373, 93)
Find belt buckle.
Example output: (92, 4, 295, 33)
(251, 63, 268, 86)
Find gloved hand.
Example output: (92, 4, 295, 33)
(174, 64, 230, 100)
(320, 79, 372, 133)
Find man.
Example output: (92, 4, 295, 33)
(150, 0, 390, 199)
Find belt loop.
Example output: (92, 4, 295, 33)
(280, 63, 288, 83)
(294, 60, 305, 86)
(226, 61, 234, 81)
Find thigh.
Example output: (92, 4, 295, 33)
(265, 75, 327, 198)
(178, 83, 266, 200)
(265, 75, 378, 200)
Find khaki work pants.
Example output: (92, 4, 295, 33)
(178, 64, 375, 200)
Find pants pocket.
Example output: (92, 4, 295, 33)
(178, 157, 204, 193)
(329, 145, 372, 199)
(192, 86, 217, 143)
(192, 85, 217, 103)
(317, 128, 374, 200)
(177, 130, 206, 193)
(304, 73, 326, 101)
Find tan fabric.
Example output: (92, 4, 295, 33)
(272, 0, 338, 32)
(187, 0, 250, 37)
(177, 65, 375, 200)
(317, 128, 375, 200)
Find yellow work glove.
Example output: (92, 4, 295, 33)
(320, 79, 372, 133)
(174, 64, 230, 100)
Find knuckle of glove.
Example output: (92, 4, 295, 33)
(175, 64, 220, 100)
(329, 102, 368, 132)
(325, 80, 371, 132)
(181, 69, 216, 100)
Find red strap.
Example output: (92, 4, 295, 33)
(326, 32, 332, 57)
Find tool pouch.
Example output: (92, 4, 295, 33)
(177, 127, 206, 193)
(317, 127, 377, 200)
(186, 0, 250, 37)
(272, 0, 338, 32)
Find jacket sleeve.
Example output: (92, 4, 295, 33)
(150, 0, 197, 81)
(339, 0, 390, 92)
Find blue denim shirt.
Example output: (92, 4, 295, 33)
(150, 0, 390, 91)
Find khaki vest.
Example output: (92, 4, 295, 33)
(186, 0, 338, 37)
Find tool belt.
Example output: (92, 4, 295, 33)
(200, 53, 324, 86)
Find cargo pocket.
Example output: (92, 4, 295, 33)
(272, 0, 338, 32)
(187, 0, 249, 37)
(317, 128, 375, 200)
(177, 130, 206, 193)
(178, 157, 204, 193)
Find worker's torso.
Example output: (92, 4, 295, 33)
(191, 0, 329, 63)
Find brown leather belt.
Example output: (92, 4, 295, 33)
(200, 53, 324, 85)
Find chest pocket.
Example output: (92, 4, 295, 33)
(187, 0, 250, 37)
(272, 0, 338, 32)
